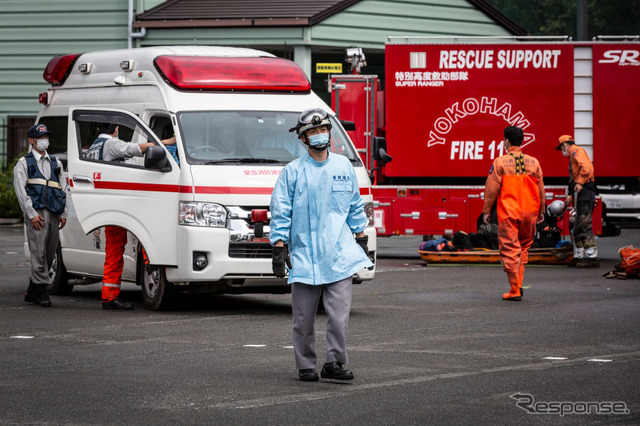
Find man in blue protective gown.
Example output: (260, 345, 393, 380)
(269, 108, 373, 382)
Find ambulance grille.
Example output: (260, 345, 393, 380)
(228, 243, 273, 258)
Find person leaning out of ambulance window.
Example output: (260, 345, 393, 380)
(86, 122, 176, 163)
(86, 122, 175, 310)
(269, 108, 373, 382)
(13, 124, 68, 307)
(555, 135, 599, 268)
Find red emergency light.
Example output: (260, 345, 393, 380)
(251, 209, 269, 223)
(43, 54, 81, 86)
(154, 55, 311, 93)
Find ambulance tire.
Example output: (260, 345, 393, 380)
(138, 258, 176, 311)
(47, 244, 74, 295)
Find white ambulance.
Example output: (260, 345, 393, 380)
(35, 46, 376, 310)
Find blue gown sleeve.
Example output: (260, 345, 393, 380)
(346, 164, 367, 234)
(269, 165, 295, 245)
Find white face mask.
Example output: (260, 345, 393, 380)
(561, 144, 569, 157)
(35, 138, 50, 151)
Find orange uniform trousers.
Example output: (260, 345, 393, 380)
(101, 225, 128, 302)
(497, 175, 540, 289)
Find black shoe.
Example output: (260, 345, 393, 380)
(576, 258, 600, 269)
(34, 284, 51, 307)
(567, 259, 579, 267)
(102, 299, 134, 310)
(298, 369, 319, 382)
(24, 281, 38, 304)
(321, 361, 354, 380)
(38, 292, 52, 307)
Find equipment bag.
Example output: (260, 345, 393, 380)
(619, 245, 640, 278)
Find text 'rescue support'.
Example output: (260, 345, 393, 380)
(439, 49, 562, 70)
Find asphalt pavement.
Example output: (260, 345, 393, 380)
(0, 224, 639, 425)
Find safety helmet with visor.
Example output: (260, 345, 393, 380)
(290, 108, 333, 137)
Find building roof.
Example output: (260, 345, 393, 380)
(135, 0, 526, 35)
(135, 0, 362, 28)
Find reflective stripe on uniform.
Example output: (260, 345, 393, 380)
(102, 283, 121, 288)
(26, 178, 62, 190)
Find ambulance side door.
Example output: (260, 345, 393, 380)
(67, 107, 180, 266)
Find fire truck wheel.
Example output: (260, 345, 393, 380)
(138, 253, 176, 311)
(47, 244, 74, 295)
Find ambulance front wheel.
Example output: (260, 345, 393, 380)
(138, 254, 176, 311)
(47, 244, 74, 295)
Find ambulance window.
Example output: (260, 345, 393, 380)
(38, 116, 67, 155)
(72, 110, 160, 168)
(177, 111, 360, 165)
(150, 116, 179, 167)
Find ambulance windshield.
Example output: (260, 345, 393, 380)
(178, 111, 360, 165)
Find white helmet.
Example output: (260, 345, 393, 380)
(547, 200, 566, 217)
(289, 108, 332, 137)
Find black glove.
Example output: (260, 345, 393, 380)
(356, 235, 369, 255)
(272, 246, 292, 278)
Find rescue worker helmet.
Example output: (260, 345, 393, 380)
(547, 199, 566, 217)
(290, 108, 332, 137)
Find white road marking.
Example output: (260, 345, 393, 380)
(206, 351, 640, 410)
(5, 251, 18, 254)
(282, 345, 294, 349)
(243, 344, 266, 348)
(542, 357, 567, 360)
(587, 359, 613, 362)
(11, 336, 35, 339)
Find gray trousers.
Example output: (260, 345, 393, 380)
(291, 277, 352, 369)
(25, 209, 59, 285)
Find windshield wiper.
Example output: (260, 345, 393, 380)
(203, 157, 283, 165)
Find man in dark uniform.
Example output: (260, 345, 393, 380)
(13, 124, 68, 307)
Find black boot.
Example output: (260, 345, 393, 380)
(102, 299, 134, 310)
(24, 281, 38, 304)
(321, 361, 354, 380)
(35, 284, 51, 307)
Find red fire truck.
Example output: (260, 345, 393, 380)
(331, 37, 640, 238)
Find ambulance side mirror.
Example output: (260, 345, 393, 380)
(144, 145, 172, 172)
(340, 120, 356, 131)
(373, 137, 392, 165)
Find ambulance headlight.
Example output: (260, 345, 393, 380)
(179, 202, 227, 227)
(364, 202, 374, 227)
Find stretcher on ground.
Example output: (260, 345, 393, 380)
(418, 247, 574, 265)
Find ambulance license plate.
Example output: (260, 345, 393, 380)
(609, 199, 623, 209)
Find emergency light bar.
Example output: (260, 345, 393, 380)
(43, 54, 81, 86)
(154, 56, 311, 93)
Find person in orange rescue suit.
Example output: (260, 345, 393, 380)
(555, 135, 599, 268)
(483, 126, 545, 301)
(87, 122, 157, 310)
(13, 124, 68, 307)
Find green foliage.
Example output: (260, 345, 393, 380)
(0, 154, 26, 219)
(486, 0, 640, 39)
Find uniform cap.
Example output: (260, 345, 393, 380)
(555, 134, 573, 150)
(27, 124, 53, 138)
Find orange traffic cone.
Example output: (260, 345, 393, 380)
(503, 271, 522, 301)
